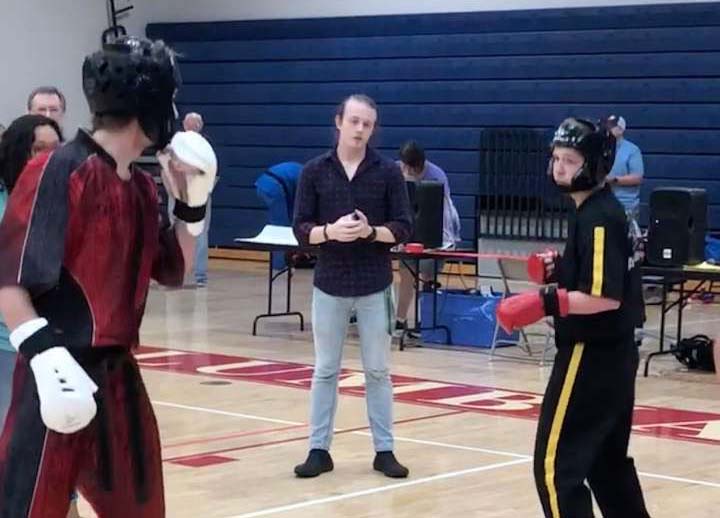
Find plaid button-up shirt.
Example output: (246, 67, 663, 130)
(293, 147, 413, 297)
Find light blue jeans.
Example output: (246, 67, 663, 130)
(309, 287, 395, 452)
(194, 196, 210, 284)
(168, 196, 211, 284)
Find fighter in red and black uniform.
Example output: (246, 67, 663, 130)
(0, 36, 212, 518)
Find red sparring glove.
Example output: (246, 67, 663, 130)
(496, 286, 569, 333)
(527, 249, 560, 285)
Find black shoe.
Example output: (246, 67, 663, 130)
(294, 449, 334, 478)
(373, 451, 409, 478)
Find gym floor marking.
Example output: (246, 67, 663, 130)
(156, 400, 720, 518)
(138, 347, 720, 446)
(160, 408, 465, 465)
(224, 459, 534, 518)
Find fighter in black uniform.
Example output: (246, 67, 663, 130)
(497, 118, 651, 518)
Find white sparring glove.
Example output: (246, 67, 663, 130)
(161, 131, 218, 236)
(10, 318, 98, 434)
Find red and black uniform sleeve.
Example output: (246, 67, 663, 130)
(135, 169, 185, 287)
(152, 225, 185, 287)
(0, 152, 69, 296)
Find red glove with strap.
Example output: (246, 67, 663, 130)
(496, 286, 569, 333)
(527, 249, 560, 285)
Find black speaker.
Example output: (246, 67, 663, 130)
(647, 188, 707, 266)
(406, 180, 444, 249)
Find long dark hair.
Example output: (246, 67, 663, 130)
(0, 114, 62, 193)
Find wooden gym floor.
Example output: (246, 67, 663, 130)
(73, 260, 720, 517)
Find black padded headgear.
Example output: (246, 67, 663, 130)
(82, 36, 180, 148)
(548, 118, 616, 193)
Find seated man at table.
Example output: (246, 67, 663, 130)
(395, 140, 461, 335)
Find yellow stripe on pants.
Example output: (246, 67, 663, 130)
(544, 343, 585, 518)
(591, 226, 605, 296)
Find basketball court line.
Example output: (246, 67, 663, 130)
(222, 458, 534, 518)
(637, 471, 720, 489)
(161, 407, 466, 463)
(163, 423, 307, 450)
(349, 431, 532, 459)
(163, 434, 309, 464)
(155, 399, 720, 493)
(155, 401, 301, 426)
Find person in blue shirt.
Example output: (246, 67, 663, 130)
(605, 115, 644, 220)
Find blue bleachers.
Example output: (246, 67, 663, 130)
(148, 2, 720, 247)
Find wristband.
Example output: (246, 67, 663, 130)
(173, 199, 206, 223)
(540, 286, 569, 318)
(541, 286, 559, 317)
(323, 223, 330, 242)
(9, 317, 53, 358)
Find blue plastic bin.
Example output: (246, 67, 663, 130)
(420, 290, 518, 347)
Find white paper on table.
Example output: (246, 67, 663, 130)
(234, 225, 299, 247)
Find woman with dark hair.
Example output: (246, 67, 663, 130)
(0, 114, 62, 192)
(0, 114, 62, 401)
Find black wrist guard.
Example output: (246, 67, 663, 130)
(18, 325, 54, 359)
(540, 285, 560, 317)
(173, 199, 206, 223)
